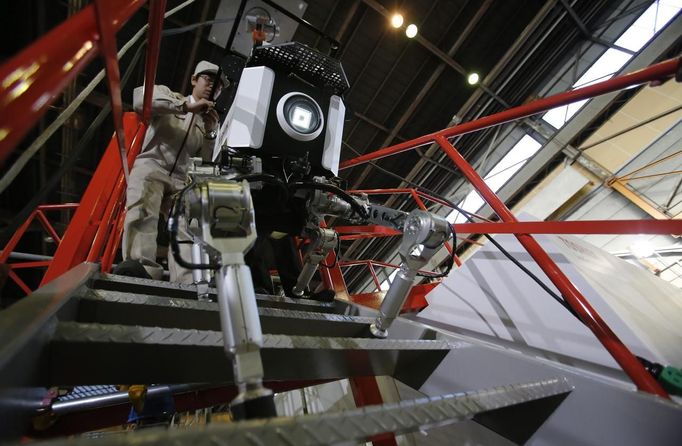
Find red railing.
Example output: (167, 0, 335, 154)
(0, 0, 147, 163)
(335, 57, 681, 398)
(340, 58, 681, 170)
(0, 204, 78, 295)
(0, 0, 166, 287)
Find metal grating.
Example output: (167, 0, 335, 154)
(247, 42, 350, 95)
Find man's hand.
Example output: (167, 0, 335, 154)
(202, 108, 219, 133)
(184, 98, 214, 114)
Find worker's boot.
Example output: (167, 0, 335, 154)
(112, 259, 153, 280)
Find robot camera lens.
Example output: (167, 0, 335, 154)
(276, 92, 325, 141)
(285, 97, 320, 134)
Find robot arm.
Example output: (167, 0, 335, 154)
(292, 227, 338, 297)
(169, 177, 276, 420)
(369, 210, 451, 338)
(298, 181, 453, 338)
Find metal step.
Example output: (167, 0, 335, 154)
(77, 289, 376, 337)
(49, 322, 451, 385)
(30, 378, 572, 446)
(90, 273, 342, 313)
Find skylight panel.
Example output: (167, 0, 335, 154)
(616, 0, 682, 52)
(541, 0, 681, 129)
(380, 269, 399, 291)
(446, 135, 542, 224)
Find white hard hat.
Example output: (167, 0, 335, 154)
(193, 60, 228, 86)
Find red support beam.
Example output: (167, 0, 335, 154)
(351, 282, 438, 312)
(37, 204, 79, 211)
(0, 1, 146, 163)
(436, 135, 669, 399)
(349, 377, 398, 446)
(35, 211, 63, 245)
(8, 270, 32, 295)
(101, 208, 126, 272)
(42, 113, 142, 285)
(93, 0, 145, 182)
(142, 0, 167, 123)
(340, 58, 680, 170)
(0, 210, 37, 263)
(368, 262, 381, 291)
(8, 261, 51, 269)
(454, 219, 682, 235)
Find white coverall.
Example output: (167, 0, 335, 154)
(122, 85, 214, 282)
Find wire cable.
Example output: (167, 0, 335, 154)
(441, 198, 582, 321)
(162, 18, 235, 36)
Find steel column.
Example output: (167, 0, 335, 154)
(349, 376, 397, 446)
(435, 134, 669, 398)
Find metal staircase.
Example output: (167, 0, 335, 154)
(0, 263, 573, 443)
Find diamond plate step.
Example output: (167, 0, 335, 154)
(49, 322, 451, 385)
(77, 289, 376, 337)
(89, 273, 341, 313)
(30, 378, 572, 446)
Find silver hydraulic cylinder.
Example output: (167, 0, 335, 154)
(370, 210, 451, 338)
(215, 262, 264, 385)
(292, 227, 338, 297)
(182, 179, 274, 417)
(191, 243, 212, 300)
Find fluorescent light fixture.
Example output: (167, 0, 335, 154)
(467, 72, 480, 85)
(391, 13, 404, 28)
(405, 24, 418, 38)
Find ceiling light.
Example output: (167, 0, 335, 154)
(630, 240, 655, 258)
(390, 13, 404, 28)
(405, 24, 418, 38)
(467, 72, 480, 85)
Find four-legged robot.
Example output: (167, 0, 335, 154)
(170, 171, 453, 419)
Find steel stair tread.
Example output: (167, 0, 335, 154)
(89, 273, 340, 312)
(48, 322, 452, 385)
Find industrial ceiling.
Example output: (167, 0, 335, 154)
(0, 0, 680, 299)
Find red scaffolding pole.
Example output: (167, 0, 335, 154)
(0, 0, 147, 163)
(434, 135, 669, 398)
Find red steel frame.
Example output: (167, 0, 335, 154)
(0, 204, 78, 295)
(0, 0, 679, 399)
(335, 57, 682, 398)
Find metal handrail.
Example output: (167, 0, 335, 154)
(338, 59, 681, 398)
